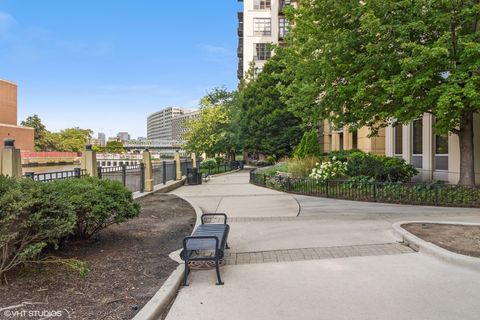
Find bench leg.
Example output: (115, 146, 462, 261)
(215, 257, 224, 285)
(183, 260, 190, 286)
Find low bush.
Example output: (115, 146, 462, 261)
(201, 158, 217, 170)
(0, 176, 76, 283)
(328, 149, 365, 162)
(346, 153, 417, 182)
(310, 157, 348, 181)
(287, 156, 319, 178)
(47, 178, 140, 239)
(0, 176, 140, 283)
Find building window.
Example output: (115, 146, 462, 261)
(435, 134, 449, 171)
(254, 18, 271, 36)
(279, 18, 289, 38)
(339, 132, 344, 151)
(352, 130, 358, 150)
(254, 0, 271, 10)
(411, 119, 423, 168)
(394, 125, 403, 157)
(254, 43, 271, 60)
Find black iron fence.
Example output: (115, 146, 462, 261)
(250, 170, 480, 208)
(24, 160, 195, 193)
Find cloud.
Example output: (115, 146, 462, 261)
(198, 44, 232, 56)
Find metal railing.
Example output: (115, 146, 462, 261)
(25, 168, 86, 182)
(24, 160, 196, 193)
(97, 164, 145, 192)
(250, 170, 480, 208)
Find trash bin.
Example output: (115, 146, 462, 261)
(187, 168, 202, 185)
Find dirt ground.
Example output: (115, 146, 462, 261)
(403, 223, 480, 258)
(0, 193, 195, 320)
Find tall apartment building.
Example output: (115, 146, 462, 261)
(0, 79, 34, 151)
(171, 110, 200, 141)
(147, 107, 184, 140)
(237, 0, 292, 80)
(97, 132, 106, 147)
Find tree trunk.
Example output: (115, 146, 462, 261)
(458, 111, 476, 186)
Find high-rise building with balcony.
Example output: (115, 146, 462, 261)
(237, 0, 293, 80)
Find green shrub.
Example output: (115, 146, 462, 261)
(214, 156, 226, 165)
(294, 131, 321, 158)
(328, 149, 365, 162)
(346, 153, 417, 182)
(202, 158, 217, 170)
(287, 156, 319, 178)
(310, 158, 348, 181)
(266, 155, 277, 164)
(47, 178, 140, 239)
(0, 176, 76, 283)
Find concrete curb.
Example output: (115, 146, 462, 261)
(133, 178, 186, 200)
(132, 190, 204, 320)
(392, 221, 480, 272)
(209, 168, 241, 178)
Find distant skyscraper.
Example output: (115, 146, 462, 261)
(98, 132, 106, 146)
(116, 132, 131, 142)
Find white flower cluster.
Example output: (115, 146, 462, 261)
(309, 157, 347, 181)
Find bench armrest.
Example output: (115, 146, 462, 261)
(201, 213, 228, 224)
(183, 235, 219, 252)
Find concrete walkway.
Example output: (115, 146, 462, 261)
(166, 170, 480, 320)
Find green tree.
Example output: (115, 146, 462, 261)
(282, 0, 480, 185)
(57, 128, 92, 152)
(184, 87, 238, 157)
(236, 52, 303, 158)
(21, 115, 49, 151)
(105, 141, 124, 153)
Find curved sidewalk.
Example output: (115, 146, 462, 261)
(166, 170, 480, 320)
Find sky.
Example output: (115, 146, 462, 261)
(0, 0, 241, 138)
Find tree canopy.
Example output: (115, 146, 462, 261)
(277, 0, 480, 185)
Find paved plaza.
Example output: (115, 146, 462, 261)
(166, 170, 480, 320)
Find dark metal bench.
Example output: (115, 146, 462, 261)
(180, 213, 230, 285)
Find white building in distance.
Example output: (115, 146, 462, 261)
(147, 107, 185, 140)
(171, 110, 200, 142)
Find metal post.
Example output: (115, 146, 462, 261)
(140, 163, 145, 193)
(122, 164, 127, 186)
(97, 167, 102, 179)
(162, 161, 167, 185)
(74, 167, 82, 178)
(326, 180, 329, 198)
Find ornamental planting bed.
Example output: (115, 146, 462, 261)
(0, 193, 195, 320)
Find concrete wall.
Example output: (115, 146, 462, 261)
(320, 120, 385, 155)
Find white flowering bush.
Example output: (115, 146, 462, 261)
(309, 157, 347, 181)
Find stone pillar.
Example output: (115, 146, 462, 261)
(143, 149, 154, 192)
(0, 138, 22, 177)
(81, 144, 98, 177)
(422, 113, 434, 182)
(174, 150, 182, 180)
(191, 152, 197, 168)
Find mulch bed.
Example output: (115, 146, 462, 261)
(403, 223, 480, 258)
(0, 193, 195, 320)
